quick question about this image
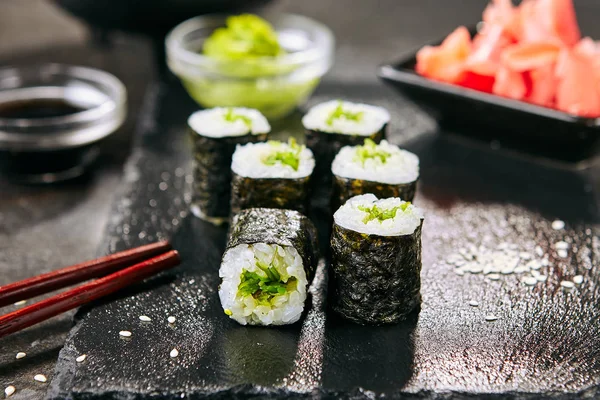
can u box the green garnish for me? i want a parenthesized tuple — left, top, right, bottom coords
(203, 14, 285, 59)
(262, 138, 304, 171)
(237, 253, 296, 307)
(353, 139, 390, 166)
(326, 101, 364, 126)
(224, 309, 233, 316)
(357, 202, 411, 224)
(223, 108, 253, 128)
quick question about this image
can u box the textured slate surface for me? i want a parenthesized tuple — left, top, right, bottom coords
(48, 74, 600, 398)
(48, 1, 600, 398)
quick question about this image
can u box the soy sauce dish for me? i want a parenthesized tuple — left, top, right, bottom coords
(0, 64, 126, 183)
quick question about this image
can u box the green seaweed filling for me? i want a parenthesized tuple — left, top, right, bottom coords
(353, 138, 390, 166)
(358, 202, 411, 224)
(262, 138, 304, 171)
(326, 101, 364, 126)
(223, 108, 253, 128)
(237, 256, 297, 306)
(203, 14, 285, 59)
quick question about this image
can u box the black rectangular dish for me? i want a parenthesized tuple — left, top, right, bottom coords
(377, 40, 600, 164)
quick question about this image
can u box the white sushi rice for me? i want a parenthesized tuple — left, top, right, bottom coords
(334, 194, 424, 236)
(188, 107, 271, 138)
(219, 243, 308, 326)
(231, 141, 315, 179)
(302, 100, 390, 136)
(331, 140, 419, 184)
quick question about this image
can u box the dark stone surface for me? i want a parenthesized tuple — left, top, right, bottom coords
(49, 14, 600, 397)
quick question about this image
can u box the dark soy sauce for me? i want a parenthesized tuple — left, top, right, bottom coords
(0, 99, 86, 119)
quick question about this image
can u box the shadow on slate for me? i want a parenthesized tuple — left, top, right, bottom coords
(48, 76, 600, 399)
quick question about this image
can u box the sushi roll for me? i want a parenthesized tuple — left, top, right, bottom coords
(330, 194, 424, 325)
(230, 138, 315, 216)
(302, 100, 390, 182)
(219, 208, 319, 326)
(331, 139, 419, 210)
(188, 107, 270, 225)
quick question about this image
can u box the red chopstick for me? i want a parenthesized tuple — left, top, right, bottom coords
(0, 241, 172, 308)
(0, 250, 180, 339)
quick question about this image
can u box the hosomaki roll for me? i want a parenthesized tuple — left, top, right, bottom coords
(188, 107, 269, 225)
(219, 208, 319, 326)
(330, 194, 424, 325)
(302, 100, 389, 183)
(331, 139, 419, 210)
(230, 138, 315, 216)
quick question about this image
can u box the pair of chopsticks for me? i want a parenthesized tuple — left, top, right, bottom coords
(0, 241, 180, 339)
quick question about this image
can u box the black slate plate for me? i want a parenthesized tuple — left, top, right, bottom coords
(49, 79, 600, 399)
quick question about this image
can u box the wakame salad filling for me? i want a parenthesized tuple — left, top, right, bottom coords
(331, 139, 420, 185)
(231, 138, 315, 179)
(220, 243, 308, 325)
(334, 194, 424, 236)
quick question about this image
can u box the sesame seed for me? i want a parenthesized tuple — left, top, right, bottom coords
(4, 386, 15, 397)
(170, 348, 179, 358)
(488, 273, 501, 281)
(167, 316, 176, 324)
(76, 355, 87, 363)
(34, 374, 47, 383)
(560, 281, 575, 289)
(522, 277, 538, 286)
(139, 316, 152, 322)
(15, 352, 26, 360)
(514, 266, 528, 274)
(535, 246, 544, 257)
(573, 275, 584, 285)
(501, 266, 515, 275)
(552, 220, 565, 230)
(468, 300, 479, 307)
(541, 258, 550, 267)
(469, 265, 483, 274)
(555, 241, 569, 250)
(485, 314, 498, 321)
(536, 275, 547, 282)
(557, 249, 568, 258)
(119, 330, 132, 338)
(13, 300, 26, 306)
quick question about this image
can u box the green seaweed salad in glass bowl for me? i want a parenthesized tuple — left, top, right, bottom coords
(166, 13, 335, 119)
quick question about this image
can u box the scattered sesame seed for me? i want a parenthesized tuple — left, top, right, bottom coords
(514, 266, 528, 274)
(454, 269, 465, 276)
(468, 300, 479, 307)
(531, 270, 540, 277)
(535, 246, 544, 257)
(501, 266, 515, 275)
(139, 316, 152, 322)
(4, 386, 15, 397)
(552, 220, 565, 230)
(485, 314, 498, 321)
(167, 316, 176, 324)
(573, 275, 584, 285)
(15, 352, 26, 360)
(76, 355, 87, 363)
(560, 281, 575, 289)
(536, 275, 547, 282)
(555, 241, 569, 250)
(119, 330, 132, 338)
(519, 252, 531, 260)
(557, 249, 568, 258)
(34, 374, 47, 383)
(469, 265, 483, 274)
(13, 300, 26, 306)
(541, 258, 550, 267)
(170, 348, 179, 358)
(522, 276, 538, 286)
(488, 273, 501, 281)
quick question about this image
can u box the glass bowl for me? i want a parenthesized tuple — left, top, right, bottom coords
(0, 64, 126, 183)
(165, 13, 334, 119)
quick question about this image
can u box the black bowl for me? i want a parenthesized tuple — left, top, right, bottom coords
(377, 40, 600, 164)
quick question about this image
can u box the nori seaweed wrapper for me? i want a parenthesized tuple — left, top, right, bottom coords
(230, 172, 312, 216)
(329, 221, 423, 325)
(332, 175, 417, 212)
(228, 208, 320, 283)
(305, 125, 386, 185)
(189, 129, 267, 223)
